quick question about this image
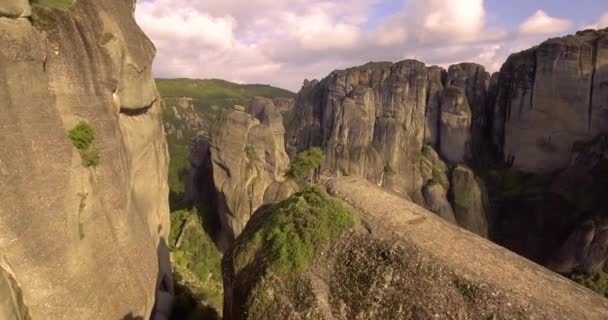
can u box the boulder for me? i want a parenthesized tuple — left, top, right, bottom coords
(450, 166, 489, 237)
(422, 182, 456, 224)
(0, 0, 30, 18)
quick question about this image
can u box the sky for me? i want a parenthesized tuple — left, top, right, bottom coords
(135, 0, 608, 91)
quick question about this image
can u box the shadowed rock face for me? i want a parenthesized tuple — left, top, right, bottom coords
(494, 28, 608, 173)
(0, 1, 170, 319)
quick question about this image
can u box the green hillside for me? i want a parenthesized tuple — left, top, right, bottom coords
(158, 78, 295, 202)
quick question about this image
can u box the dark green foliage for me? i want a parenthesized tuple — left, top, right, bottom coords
(31, 0, 73, 9)
(170, 208, 223, 313)
(68, 122, 95, 151)
(67, 122, 100, 167)
(572, 272, 608, 297)
(286, 147, 324, 180)
(81, 148, 101, 167)
(236, 187, 355, 274)
(100, 32, 115, 45)
(245, 145, 257, 161)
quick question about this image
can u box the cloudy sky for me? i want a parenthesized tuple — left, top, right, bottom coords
(135, 0, 608, 91)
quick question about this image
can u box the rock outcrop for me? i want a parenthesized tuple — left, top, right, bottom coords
(493, 28, 608, 173)
(0, 1, 171, 319)
(447, 63, 492, 154)
(287, 61, 437, 202)
(189, 99, 296, 244)
(287, 61, 488, 234)
(439, 86, 472, 163)
(450, 166, 489, 238)
(223, 177, 608, 320)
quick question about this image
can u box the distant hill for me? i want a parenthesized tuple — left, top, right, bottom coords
(157, 78, 295, 108)
(157, 78, 295, 197)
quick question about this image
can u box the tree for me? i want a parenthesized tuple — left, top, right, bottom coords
(286, 147, 324, 182)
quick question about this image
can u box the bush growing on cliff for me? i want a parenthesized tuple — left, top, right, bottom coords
(170, 208, 223, 314)
(68, 121, 100, 167)
(235, 187, 355, 274)
(286, 147, 324, 181)
(572, 272, 608, 298)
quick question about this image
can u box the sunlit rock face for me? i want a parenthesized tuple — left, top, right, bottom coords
(0, 1, 171, 319)
(493, 28, 608, 173)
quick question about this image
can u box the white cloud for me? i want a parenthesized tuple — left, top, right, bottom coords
(583, 12, 608, 30)
(415, 0, 486, 41)
(518, 10, 572, 35)
(134, 0, 579, 91)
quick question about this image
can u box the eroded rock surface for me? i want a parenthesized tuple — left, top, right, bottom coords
(191, 100, 295, 243)
(287, 61, 435, 202)
(450, 166, 489, 238)
(439, 86, 472, 163)
(493, 28, 608, 173)
(0, 1, 171, 319)
(222, 177, 608, 320)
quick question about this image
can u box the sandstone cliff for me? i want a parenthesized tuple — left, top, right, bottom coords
(188, 99, 297, 246)
(286, 61, 488, 236)
(222, 177, 608, 320)
(0, 1, 171, 319)
(493, 28, 608, 173)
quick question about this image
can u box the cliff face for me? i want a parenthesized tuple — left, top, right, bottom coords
(287, 61, 488, 236)
(287, 61, 433, 202)
(0, 1, 171, 319)
(222, 177, 608, 320)
(493, 29, 608, 173)
(188, 99, 297, 245)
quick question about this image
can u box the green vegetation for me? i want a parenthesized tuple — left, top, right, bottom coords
(158, 79, 294, 201)
(245, 145, 257, 161)
(31, 0, 73, 9)
(170, 208, 223, 317)
(286, 147, 324, 181)
(157, 79, 295, 109)
(235, 187, 355, 274)
(419, 145, 450, 189)
(100, 32, 115, 45)
(68, 122, 100, 167)
(572, 272, 608, 298)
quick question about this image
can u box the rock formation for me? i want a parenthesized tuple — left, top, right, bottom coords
(222, 177, 608, 320)
(287, 61, 435, 202)
(493, 28, 608, 173)
(439, 86, 472, 163)
(450, 166, 489, 238)
(287, 61, 488, 235)
(0, 1, 171, 319)
(188, 99, 297, 244)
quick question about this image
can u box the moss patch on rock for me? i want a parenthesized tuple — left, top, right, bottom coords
(234, 187, 355, 275)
